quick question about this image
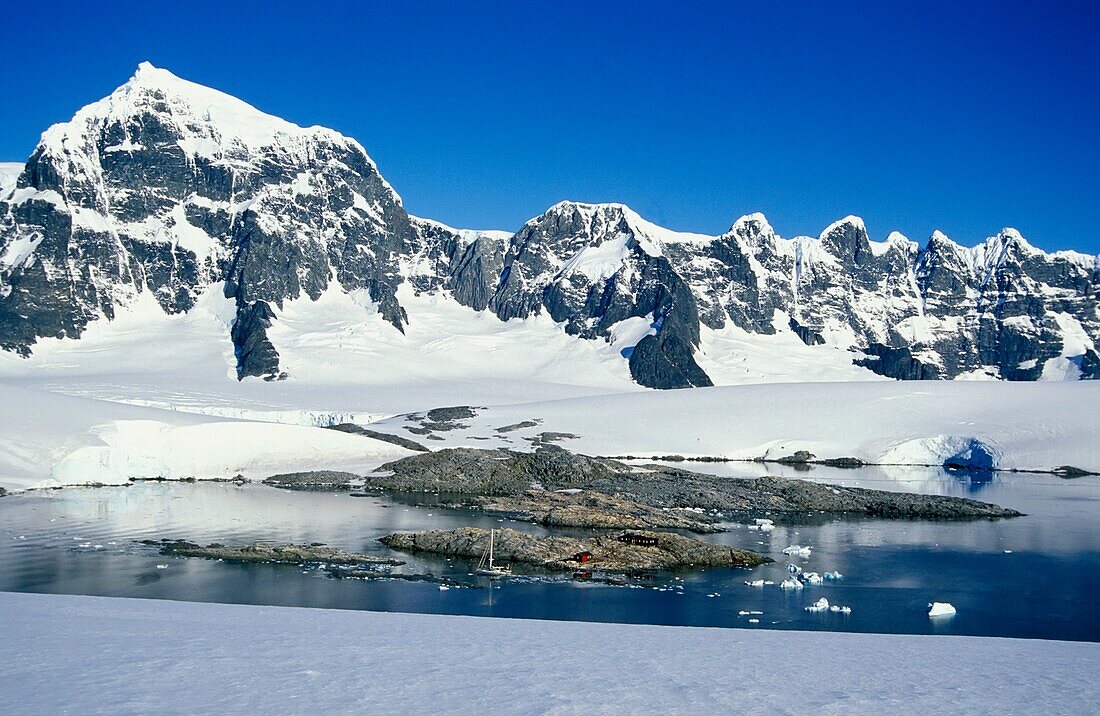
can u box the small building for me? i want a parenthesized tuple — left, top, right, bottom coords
(617, 533, 659, 547)
(573, 551, 594, 563)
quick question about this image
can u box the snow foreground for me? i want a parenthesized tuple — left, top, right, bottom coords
(1, 592, 1096, 715)
(0, 383, 413, 493)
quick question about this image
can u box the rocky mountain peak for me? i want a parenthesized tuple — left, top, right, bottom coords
(2, 65, 1098, 386)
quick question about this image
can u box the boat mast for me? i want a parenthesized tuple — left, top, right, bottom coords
(489, 529, 495, 569)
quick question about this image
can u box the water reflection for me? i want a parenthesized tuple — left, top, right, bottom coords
(1, 466, 1099, 642)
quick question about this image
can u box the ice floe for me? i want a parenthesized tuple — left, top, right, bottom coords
(744, 579, 773, 587)
(928, 602, 956, 618)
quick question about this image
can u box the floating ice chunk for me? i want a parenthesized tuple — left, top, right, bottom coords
(746, 525, 760, 531)
(782, 545, 812, 558)
(738, 610, 764, 616)
(754, 518, 773, 526)
(928, 602, 956, 618)
(803, 572, 823, 585)
(830, 605, 852, 614)
(805, 598, 829, 612)
(823, 571, 843, 580)
(786, 563, 801, 574)
(748, 618, 760, 623)
(156, 564, 168, 569)
(744, 579, 765, 587)
(759, 523, 775, 532)
(1004, 550, 1013, 554)
(780, 578, 804, 590)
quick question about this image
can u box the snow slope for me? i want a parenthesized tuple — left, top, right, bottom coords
(2, 286, 1097, 481)
(0, 162, 21, 195)
(3, 288, 1097, 479)
(0, 383, 413, 493)
(366, 380, 1100, 472)
(0, 283, 644, 419)
(1, 592, 1096, 715)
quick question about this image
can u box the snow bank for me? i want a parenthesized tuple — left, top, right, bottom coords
(2, 592, 1095, 715)
(0, 162, 22, 197)
(0, 383, 413, 492)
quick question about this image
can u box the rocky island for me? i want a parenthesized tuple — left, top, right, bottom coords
(380, 527, 771, 572)
(156, 540, 405, 567)
(362, 446, 1023, 520)
(470, 489, 724, 533)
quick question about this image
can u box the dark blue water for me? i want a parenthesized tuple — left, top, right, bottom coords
(2, 464, 1098, 641)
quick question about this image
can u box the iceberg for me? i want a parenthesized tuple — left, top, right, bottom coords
(780, 578, 804, 590)
(823, 571, 843, 580)
(806, 598, 830, 612)
(782, 545, 812, 559)
(830, 605, 852, 614)
(928, 602, 957, 618)
(803, 572, 824, 585)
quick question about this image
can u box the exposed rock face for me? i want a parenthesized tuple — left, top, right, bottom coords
(261, 470, 360, 490)
(0, 63, 412, 376)
(368, 446, 1023, 519)
(230, 300, 282, 380)
(472, 489, 724, 533)
(157, 540, 404, 566)
(379, 527, 770, 572)
(2, 64, 1097, 386)
(368, 446, 624, 495)
(324, 424, 430, 452)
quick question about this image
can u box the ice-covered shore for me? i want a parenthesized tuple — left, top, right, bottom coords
(3, 377, 1099, 493)
(0, 383, 413, 493)
(1, 591, 1096, 715)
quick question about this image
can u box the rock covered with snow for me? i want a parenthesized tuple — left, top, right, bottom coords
(0, 63, 412, 379)
(2, 64, 1098, 387)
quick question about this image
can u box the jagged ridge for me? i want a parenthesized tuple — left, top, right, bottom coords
(2, 64, 1098, 387)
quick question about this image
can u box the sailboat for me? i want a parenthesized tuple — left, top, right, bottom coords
(476, 529, 512, 577)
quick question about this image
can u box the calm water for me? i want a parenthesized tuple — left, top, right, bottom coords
(2, 464, 1099, 641)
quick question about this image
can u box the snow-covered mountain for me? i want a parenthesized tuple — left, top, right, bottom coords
(2, 64, 1098, 388)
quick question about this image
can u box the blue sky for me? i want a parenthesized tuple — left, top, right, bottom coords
(3, 1, 1099, 252)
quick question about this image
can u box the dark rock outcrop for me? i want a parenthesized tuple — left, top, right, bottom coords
(230, 301, 283, 380)
(380, 527, 770, 572)
(261, 471, 360, 490)
(157, 540, 404, 566)
(471, 489, 724, 533)
(324, 424, 430, 452)
(368, 446, 1023, 519)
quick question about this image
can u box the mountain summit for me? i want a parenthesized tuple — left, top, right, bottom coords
(2, 65, 1098, 387)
